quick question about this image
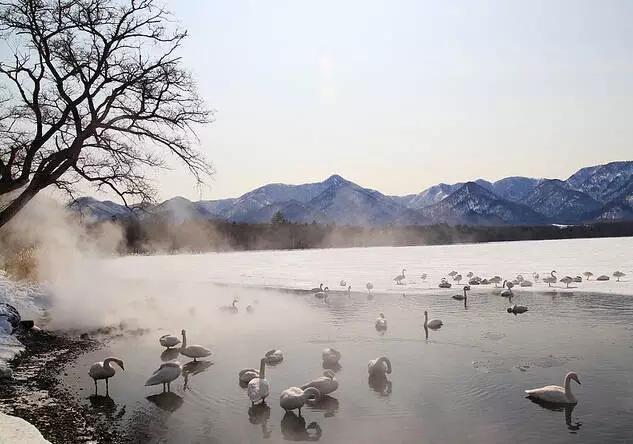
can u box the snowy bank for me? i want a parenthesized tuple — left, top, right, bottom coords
(0, 413, 50, 444)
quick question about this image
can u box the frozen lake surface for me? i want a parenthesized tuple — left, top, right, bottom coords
(57, 237, 633, 443)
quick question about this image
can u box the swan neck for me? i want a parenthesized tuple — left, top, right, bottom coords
(181, 331, 187, 348)
(378, 356, 392, 374)
(564, 374, 573, 397)
(259, 358, 266, 378)
(103, 358, 113, 368)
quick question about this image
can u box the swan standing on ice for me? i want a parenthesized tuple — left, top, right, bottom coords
(248, 358, 270, 405)
(366, 282, 374, 294)
(452, 285, 470, 301)
(89, 357, 125, 395)
(368, 356, 392, 377)
(322, 348, 341, 367)
(613, 271, 626, 282)
(347, 285, 352, 298)
(424, 311, 443, 329)
(453, 274, 462, 284)
(525, 372, 581, 404)
(543, 271, 557, 287)
(375, 313, 387, 330)
(489, 276, 502, 287)
(145, 361, 182, 392)
(159, 334, 181, 349)
(264, 349, 284, 364)
(560, 276, 573, 288)
(394, 269, 406, 285)
(280, 387, 321, 412)
(301, 370, 338, 395)
(179, 330, 212, 362)
(582, 272, 593, 280)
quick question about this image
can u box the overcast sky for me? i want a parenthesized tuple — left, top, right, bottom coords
(152, 0, 633, 201)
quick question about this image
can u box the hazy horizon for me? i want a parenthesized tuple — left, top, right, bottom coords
(104, 0, 633, 202)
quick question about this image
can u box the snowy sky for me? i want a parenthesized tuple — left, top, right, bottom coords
(153, 0, 633, 200)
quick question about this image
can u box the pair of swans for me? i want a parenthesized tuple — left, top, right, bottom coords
(160, 330, 212, 361)
(281, 369, 341, 413)
(314, 287, 329, 299)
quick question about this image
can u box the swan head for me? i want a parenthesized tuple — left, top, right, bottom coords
(506, 307, 513, 313)
(106, 357, 125, 370)
(567, 372, 581, 385)
(378, 312, 385, 319)
(464, 285, 471, 291)
(181, 329, 186, 336)
(424, 310, 428, 318)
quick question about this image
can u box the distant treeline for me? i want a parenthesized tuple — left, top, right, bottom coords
(110, 217, 633, 254)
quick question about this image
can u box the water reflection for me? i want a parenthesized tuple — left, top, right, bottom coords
(529, 398, 582, 432)
(183, 360, 213, 390)
(248, 403, 272, 438)
(307, 395, 339, 418)
(146, 392, 184, 413)
(160, 348, 180, 362)
(88, 394, 126, 419)
(368, 374, 392, 396)
(281, 411, 322, 441)
(423, 325, 429, 340)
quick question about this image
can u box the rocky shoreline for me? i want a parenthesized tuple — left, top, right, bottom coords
(0, 329, 126, 443)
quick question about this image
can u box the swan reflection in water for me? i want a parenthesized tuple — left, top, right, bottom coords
(248, 403, 272, 439)
(182, 360, 213, 391)
(160, 347, 180, 362)
(529, 398, 582, 432)
(88, 394, 126, 419)
(281, 411, 322, 441)
(307, 395, 339, 418)
(368, 374, 392, 396)
(146, 392, 184, 413)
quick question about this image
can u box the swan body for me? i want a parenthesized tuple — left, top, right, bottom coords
(220, 298, 239, 313)
(310, 283, 324, 292)
(438, 279, 452, 289)
(248, 358, 270, 405)
(507, 304, 528, 314)
(466, 272, 474, 278)
(420, 273, 427, 281)
(424, 311, 443, 329)
(490, 276, 502, 287)
(264, 349, 284, 364)
(339, 280, 347, 287)
(180, 329, 212, 361)
(543, 270, 558, 287)
(394, 269, 406, 284)
(89, 357, 124, 393)
(469, 276, 482, 285)
(368, 356, 392, 377)
(145, 361, 182, 392)
(613, 271, 626, 281)
(520, 280, 533, 287)
(159, 334, 181, 349)
(239, 368, 260, 383)
(560, 276, 573, 288)
(525, 372, 581, 404)
(582, 272, 593, 280)
(596, 275, 610, 281)
(366, 282, 374, 293)
(572, 276, 582, 283)
(375, 313, 387, 330)
(500, 280, 513, 297)
(452, 285, 470, 301)
(301, 370, 338, 395)
(280, 386, 321, 411)
(322, 348, 341, 366)
(448, 270, 457, 277)
(453, 274, 462, 283)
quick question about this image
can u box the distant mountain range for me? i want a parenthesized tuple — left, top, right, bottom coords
(70, 160, 633, 227)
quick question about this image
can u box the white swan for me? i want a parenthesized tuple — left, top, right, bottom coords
(453, 274, 462, 284)
(375, 313, 387, 329)
(393, 269, 406, 285)
(280, 386, 321, 412)
(500, 280, 513, 297)
(88, 357, 124, 394)
(525, 372, 581, 404)
(613, 271, 626, 282)
(239, 367, 260, 383)
(314, 287, 329, 299)
(438, 278, 452, 289)
(322, 348, 341, 366)
(248, 358, 270, 405)
(220, 298, 239, 313)
(490, 276, 502, 287)
(339, 280, 347, 287)
(582, 272, 593, 280)
(507, 304, 528, 314)
(264, 349, 284, 364)
(179, 329, 212, 362)
(543, 270, 557, 287)
(448, 270, 458, 278)
(159, 334, 181, 349)
(366, 282, 374, 294)
(368, 356, 392, 377)
(310, 283, 324, 292)
(424, 311, 443, 329)
(452, 285, 470, 301)
(560, 276, 573, 288)
(145, 361, 182, 392)
(420, 273, 427, 281)
(301, 370, 338, 395)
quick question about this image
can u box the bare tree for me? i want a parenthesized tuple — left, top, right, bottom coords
(0, 0, 212, 228)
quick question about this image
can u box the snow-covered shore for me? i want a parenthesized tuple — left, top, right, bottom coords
(0, 412, 50, 444)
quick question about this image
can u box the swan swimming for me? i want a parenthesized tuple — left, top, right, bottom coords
(145, 361, 182, 392)
(525, 372, 581, 404)
(507, 304, 528, 314)
(301, 370, 338, 395)
(424, 311, 443, 329)
(438, 278, 452, 289)
(280, 386, 321, 412)
(179, 329, 212, 362)
(310, 283, 324, 292)
(159, 334, 181, 349)
(314, 287, 329, 299)
(375, 313, 387, 330)
(322, 348, 341, 366)
(88, 357, 125, 394)
(264, 349, 284, 364)
(368, 356, 392, 377)
(452, 285, 470, 301)
(248, 358, 270, 405)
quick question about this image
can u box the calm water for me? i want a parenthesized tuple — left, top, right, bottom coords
(64, 285, 633, 443)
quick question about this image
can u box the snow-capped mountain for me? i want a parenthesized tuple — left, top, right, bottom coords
(524, 179, 602, 222)
(418, 182, 545, 225)
(69, 160, 633, 226)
